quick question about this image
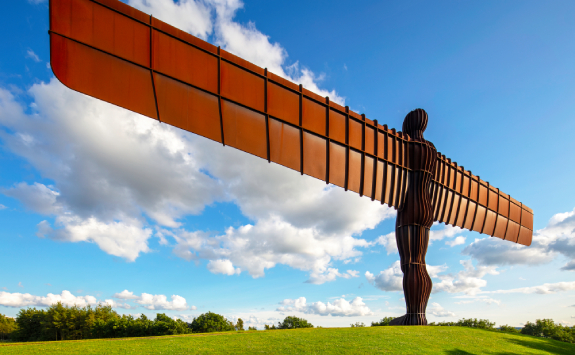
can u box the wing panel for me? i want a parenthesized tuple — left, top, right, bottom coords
(50, 34, 157, 119)
(302, 98, 326, 136)
(269, 118, 300, 171)
(505, 221, 520, 243)
(349, 119, 363, 151)
(153, 30, 218, 94)
(363, 155, 374, 198)
(303, 132, 327, 181)
(154, 73, 221, 142)
(220, 61, 265, 112)
(329, 142, 346, 188)
(268, 83, 299, 126)
(348, 149, 362, 194)
(493, 215, 508, 240)
(329, 110, 346, 143)
(374, 160, 384, 202)
(221, 100, 267, 159)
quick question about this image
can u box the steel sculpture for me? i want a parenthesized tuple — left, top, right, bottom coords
(48, 0, 534, 325)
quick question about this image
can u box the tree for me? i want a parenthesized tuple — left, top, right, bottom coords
(499, 325, 519, 333)
(350, 322, 365, 327)
(0, 314, 17, 341)
(277, 316, 313, 329)
(190, 312, 234, 333)
(236, 318, 244, 331)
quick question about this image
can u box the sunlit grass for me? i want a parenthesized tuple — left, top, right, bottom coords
(2, 326, 574, 354)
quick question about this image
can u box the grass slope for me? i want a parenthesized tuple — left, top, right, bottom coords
(1, 327, 574, 354)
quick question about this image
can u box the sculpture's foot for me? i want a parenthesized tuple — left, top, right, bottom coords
(389, 314, 427, 326)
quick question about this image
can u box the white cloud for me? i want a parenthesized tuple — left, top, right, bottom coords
(113, 290, 140, 300)
(430, 224, 462, 243)
(26, 49, 41, 62)
(481, 281, 575, 295)
(277, 296, 373, 317)
(365, 261, 403, 292)
(433, 260, 499, 295)
(104, 299, 136, 309)
(375, 232, 397, 255)
(428, 302, 455, 317)
(113, 290, 192, 311)
(207, 259, 241, 275)
(137, 293, 189, 311)
(0, 204, 6, 210)
(0, 290, 97, 308)
(3, 182, 60, 215)
(128, 0, 213, 40)
(17, 282, 23, 288)
(454, 296, 501, 306)
(464, 208, 575, 270)
(446, 236, 466, 247)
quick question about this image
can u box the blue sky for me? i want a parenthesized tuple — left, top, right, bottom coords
(0, 0, 574, 328)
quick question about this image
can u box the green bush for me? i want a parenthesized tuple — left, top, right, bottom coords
(521, 319, 575, 344)
(277, 316, 313, 329)
(499, 325, 519, 333)
(430, 318, 495, 329)
(371, 317, 394, 326)
(190, 312, 235, 333)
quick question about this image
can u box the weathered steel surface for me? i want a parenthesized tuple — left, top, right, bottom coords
(49, 0, 535, 325)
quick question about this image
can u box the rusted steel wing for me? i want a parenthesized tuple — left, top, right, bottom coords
(430, 156, 533, 246)
(49, 0, 533, 246)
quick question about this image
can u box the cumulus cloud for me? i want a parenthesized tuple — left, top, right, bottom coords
(464, 208, 575, 270)
(433, 260, 499, 295)
(481, 281, 575, 295)
(430, 224, 462, 243)
(446, 236, 466, 247)
(365, 261, 403, 292)
(374, 232, 397, 255)
(428, 302, 455, 317)
(0, 290, 97, 308)
(112, 290, 192, 311)
(207, 259, 241, 275)
(277, 296, 373, 317)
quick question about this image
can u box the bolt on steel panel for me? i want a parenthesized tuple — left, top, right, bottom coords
(51, 34, 157, 120)
(302, 132, 327, 181)
(455, 197, 469, 227)
(521, 209, 533, 229)
(483, 210, 497, 236)
(374, 160, 384, 202)
(363, 155, 375, 198)
(493, 215, 508, 239)
(52, 0, 150, 67)
(504, 221, 520, 243)
(153, 73, 221, 142)
(448, 193, 460, 226)
(498, 196, 509, 218)
(267, 83, 299, 126)
(152, 30, 218, 94)
(220, 61, 265, 112)
(349, 119, 363, 151)
(269, 118, 300, 172)
(302, 98, 326, 135)
(472, 205, 487, 233)
(365, 126, 375, 155)
(328, 110, 346, 143)
(328, 142, 346, 188)
(348, 149, 362, 194)
(509, 202, 522, 224)
(517, 226, 532, 246)
(221, 100, 267, 159)
(464, 201, 477, 230)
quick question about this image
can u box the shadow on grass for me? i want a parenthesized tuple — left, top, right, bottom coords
(443, 334, 575, 355)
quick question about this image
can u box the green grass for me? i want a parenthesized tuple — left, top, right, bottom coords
(1, 327, 574, 354)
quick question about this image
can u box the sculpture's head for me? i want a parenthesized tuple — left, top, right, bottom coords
(402, 108, 428, 140)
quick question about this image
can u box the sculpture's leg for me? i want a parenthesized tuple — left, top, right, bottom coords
(390, 225, 432, 326)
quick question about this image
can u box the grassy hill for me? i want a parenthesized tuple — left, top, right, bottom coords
(1, 326, 574, 354)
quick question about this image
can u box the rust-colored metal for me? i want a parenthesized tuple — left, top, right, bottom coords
(49, 0, 535, 325)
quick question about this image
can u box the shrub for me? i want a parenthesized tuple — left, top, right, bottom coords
(277, 316, 313, 329)
(350, 322, 365, 327)
(371, 317, 394, 326)
(521, 319, 575, 343)
(499, 325, 519, 333)
(190, 312, 235, 333)
(430, 318, 494, 330)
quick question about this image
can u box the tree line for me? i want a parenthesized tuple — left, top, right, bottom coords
(0, 303, 313, 342)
